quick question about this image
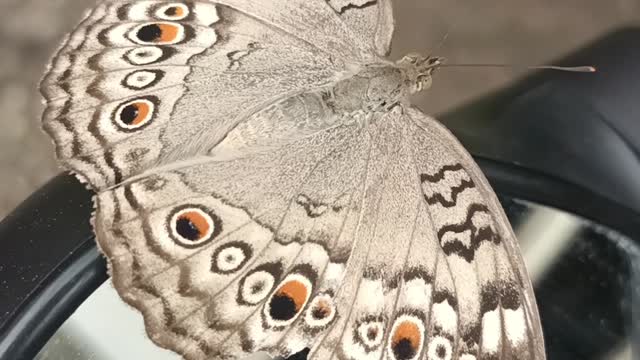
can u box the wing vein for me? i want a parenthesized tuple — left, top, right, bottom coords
(309, 123, 379, 358)
(323, 123, 405, 360)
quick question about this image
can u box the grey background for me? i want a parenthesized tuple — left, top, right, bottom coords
(0, 0, 639, 217)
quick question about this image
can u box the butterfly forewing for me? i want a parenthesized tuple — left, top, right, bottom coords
(325, 0, 395, 57)
(309, 108, 545, 360)
(40, 0, 545, 359)
(41, 0, 353, 189)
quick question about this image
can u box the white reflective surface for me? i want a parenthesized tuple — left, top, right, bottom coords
(34, 280, 270, 360)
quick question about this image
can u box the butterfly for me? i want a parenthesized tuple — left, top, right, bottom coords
(40, 0, 546, 359)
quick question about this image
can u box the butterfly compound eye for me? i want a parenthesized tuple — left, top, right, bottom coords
(168, 206, 222, 248)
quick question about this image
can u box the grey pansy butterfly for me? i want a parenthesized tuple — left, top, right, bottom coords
(40, 0, 545, 359)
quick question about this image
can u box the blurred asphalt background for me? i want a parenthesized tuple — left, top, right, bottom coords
(0, 0, 639, 217)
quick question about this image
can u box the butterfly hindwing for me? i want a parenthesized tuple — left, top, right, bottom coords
(95, 105, 546, 360)
(404, 107, 544, 360)
(94, 107, 377, 359)
(307, 107, 544, 360)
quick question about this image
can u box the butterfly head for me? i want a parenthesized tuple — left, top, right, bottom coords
(397, 54, 445, 94)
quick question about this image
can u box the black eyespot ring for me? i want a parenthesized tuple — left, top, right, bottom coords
(211, 241, 253, 274)
(112, 96, 159, 132)
(121, 69, 165, 90)
(167, 204, 222, 248)
(154, 3, 191, 20)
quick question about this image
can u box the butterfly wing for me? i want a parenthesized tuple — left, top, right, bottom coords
(406, 106, 545, 360)
(93, 108, 393, 359)
(95, 102, 545, 360)
(407, 106, 545, 360)
(311, 107, 546, 360)
(41, 1, 545, 359)
(325, 0, 395, 57)
(41, 0, 375, 190)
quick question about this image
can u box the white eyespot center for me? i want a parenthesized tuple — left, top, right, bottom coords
(215, 246, 246, 272)
(126, 46, 164, 65)
(124, 70, 160, 89)
(357, 320, 385, 349)
(241, 271, 275, 305)
(427, 336, 452, 360)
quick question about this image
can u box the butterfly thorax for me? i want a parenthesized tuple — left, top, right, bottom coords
(325, 55, 442, 118)
(324, 65, 407, 115)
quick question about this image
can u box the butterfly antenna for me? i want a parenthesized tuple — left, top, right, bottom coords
(439, 63, 596, 73)
(433, 29, 451, 54)
(432, 21, 460, 55)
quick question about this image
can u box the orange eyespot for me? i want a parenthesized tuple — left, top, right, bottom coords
(169, 206, 221, 248)
(391, 320, 422, 359)
(125, 102, 149, 125)
(115, 98, 155, 130)
(272, 280, 307, 317)
(279, 280, 308, 310)
(177, 210, 210, 241)
(157, 3, 189, 20)
(158, 23, 179, 42)
(311, 298, 331, 319)
(268, 275, 312, 323)
(304, 293, 336, 328)
(165, 6, 184, 17)
(135, 23, 182, 44)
